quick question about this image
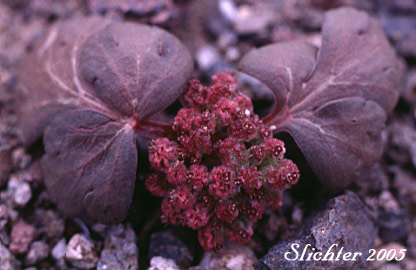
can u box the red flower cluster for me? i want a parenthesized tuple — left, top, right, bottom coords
(146, 72, 300, 251)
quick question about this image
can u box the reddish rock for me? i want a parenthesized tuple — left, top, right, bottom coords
(9, 219, 36, 255)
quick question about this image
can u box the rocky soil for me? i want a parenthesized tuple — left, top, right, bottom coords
(0, 0, 415, 269)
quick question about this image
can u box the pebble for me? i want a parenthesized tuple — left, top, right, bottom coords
(355, 163, 389, 194)
(41, 209, 65, 240)
(51, 238, 67, 260)
(387, 119, 416, 166)
(291, 204, 303, 225)
(408, 229, 416, 258)
(0, 203, 9, 230)
(24, 240, 49, 265)
(218, 0, 238, 22)
(368, 242, 406, 269)
(196, 45, 221, 71)
(378, 191, 409, 242)
(225, 47, 240, 62)
(384, 263, 401, 270)
(11, 147, 31, 170)
(391, 166, 416, 211)
(65, 234, 98, 269)
(9, 219, 37, 255)
(7, 176, 32, 207)
(97, 224, 139, 270)
(148, 256, 180, 270)
(0, 242, 21, 270)
(234, 5, 274, 35)
(149, 229, 194, 267)
(199, 242, 257, 270)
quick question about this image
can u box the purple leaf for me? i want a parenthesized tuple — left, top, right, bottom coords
(238, 8, 405, 190)
(42, 109, 137, 224)
(14, 17, 193, 223)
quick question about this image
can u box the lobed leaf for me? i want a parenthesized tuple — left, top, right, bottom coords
(42, 109, 137, 224)
(238, 8, 405, 190)
(15, 17, 193, 223)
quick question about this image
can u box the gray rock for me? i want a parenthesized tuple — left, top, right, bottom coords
(391, 166, 416, 214)
(199, 242, 256, 270)
(24, 240, 49, 265)
(408, 230, 416, 258)
(11, 147, 31, 170)
(387, 118, 416, 166)
(195, 45, 221, 71)
(149, 228, 194, 267)
(65, 234, 98, 269)
(255, 191, 377, 270)
(41, 209, 65, 240)
(97, 224, 138, 270)
(148, 256, 180, 270)
(218, 0, 238, 22)
(378, 209, 409, 242)
(377, 191, 409, 242)
(234, 5, 274, 35)
(7, 176, 32, 207)
(0, 242, 21, 270)
(52, 238, 67, 260)
(355, 163, 389, 194)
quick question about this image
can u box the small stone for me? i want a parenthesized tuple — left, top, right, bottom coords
(7, 176, 32, 207)
(11, 147, 31, 170)
(225, 47, 240, 62)
(24, 240, 49, 265)
(369, 243, 406, 269)
(149, 229, 193, 267)
(0, 204, 9, 230)
(218, 0, 238, 22)
(255, 191, 377, 270)
(148, 256, 180, 270)
(196, 45, 221, 71)
(408, 228, 416, 258)
(25, 160, 44, 188)
(97, 224, 139, 270)
(355, 163, 389, 194)
(199, 242, 256, 270)
(391, 166, 416, 211)
(42, 209, 65, 240)
(400, 258, 416, 270)
(234, 5, 274, 35)
(0, 242, 21, 270)
(378, 191, 400, 212)
(387, 118, 416, 166)
(10, 220, 37, 255)
(52, 238, 67, 260)
(291, 204, 303, 225)
(384, 263, 401, 270)
(65, 234, 98, 269)
(378, 191, 409, 242)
